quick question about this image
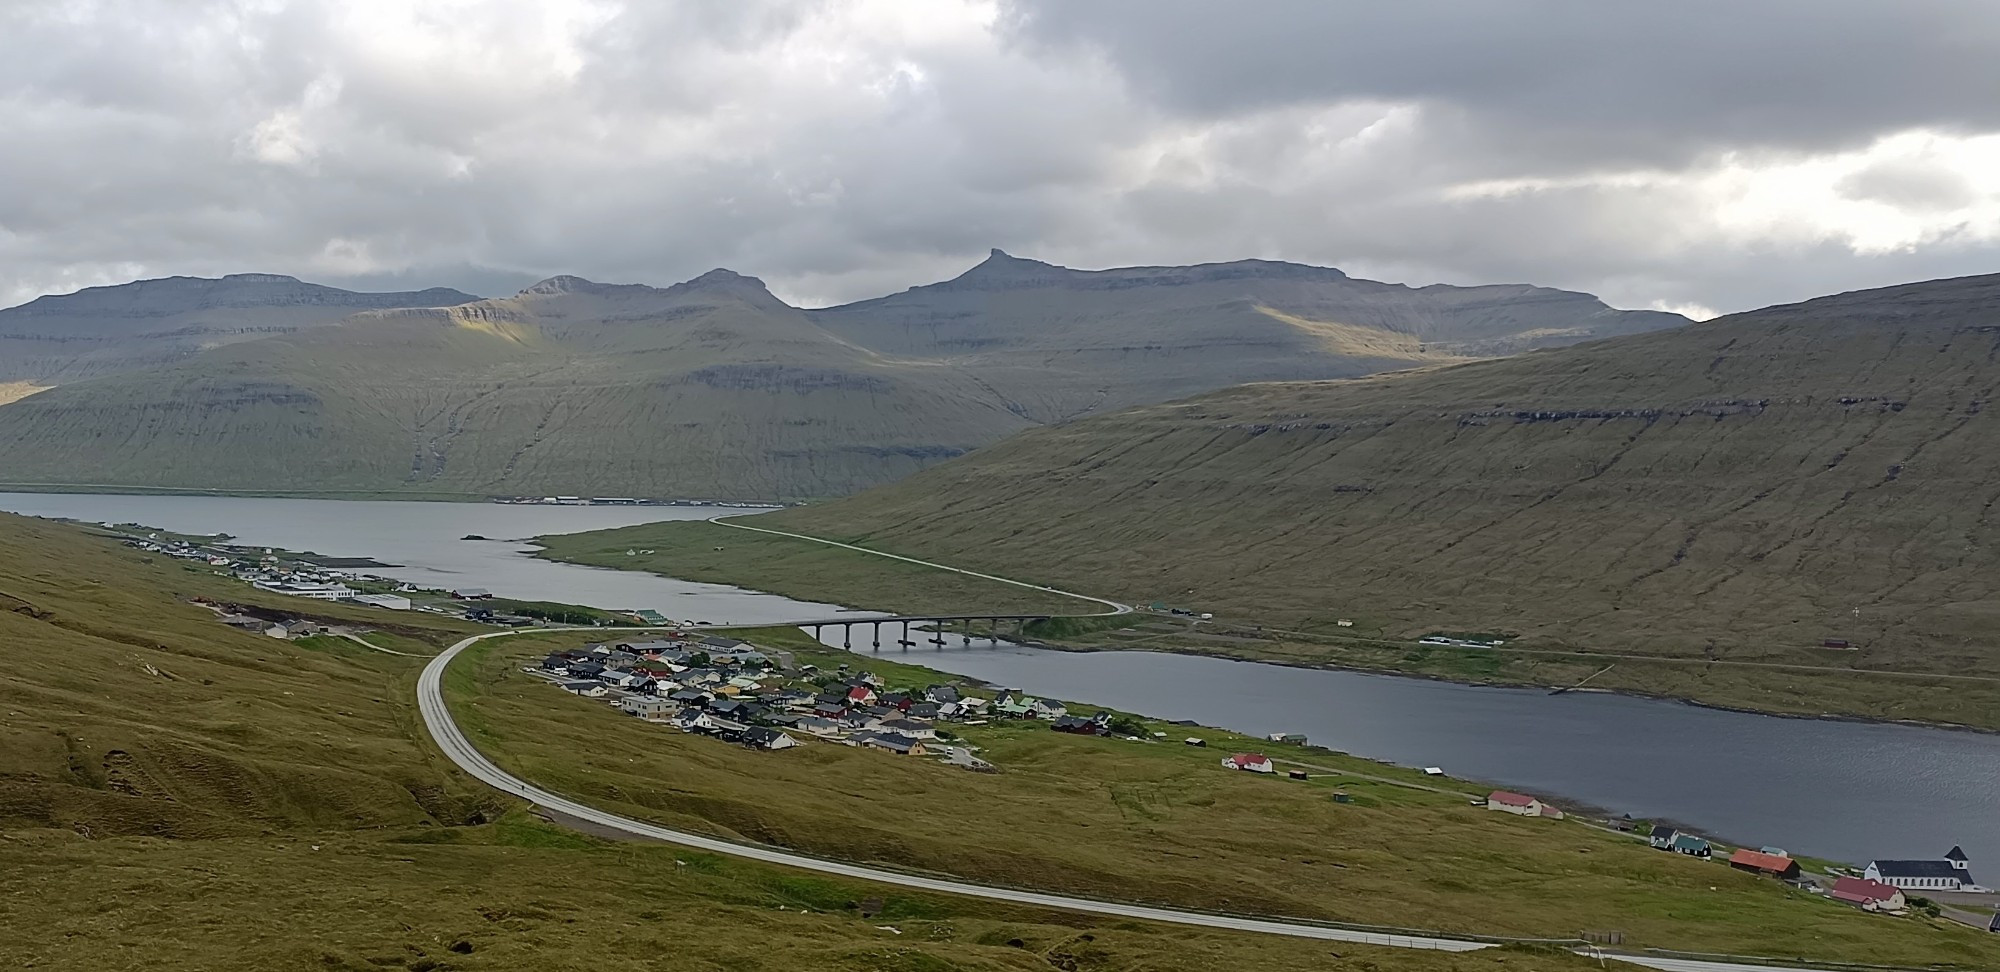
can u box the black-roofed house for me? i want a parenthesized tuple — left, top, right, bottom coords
(742, 726, 798, 750)
(854, 731, 926, 756)
(1052, 715, 1107, 736)
(878, 718, 935, 739)
(1866, 847, 1975, 891)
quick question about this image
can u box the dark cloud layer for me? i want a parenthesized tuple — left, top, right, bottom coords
(2, 0, 1996, 318)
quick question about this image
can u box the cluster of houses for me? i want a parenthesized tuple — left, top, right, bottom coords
(1825, 848, 1981, 916)
(1642, 825, 1990, 920)
(127, 533, 420, 611)
(537, 636, 1091, 765)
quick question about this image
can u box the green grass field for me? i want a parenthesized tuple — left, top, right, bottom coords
(0, 510, 1593, 971)
(442, 626, 1999, 968)
(537, 520, 2000, 730)
(535, 519, 1089, 617)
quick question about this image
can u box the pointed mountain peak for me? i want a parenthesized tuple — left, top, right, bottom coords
(932, 249, 1070, 292)
(976, 248, 1055, 271)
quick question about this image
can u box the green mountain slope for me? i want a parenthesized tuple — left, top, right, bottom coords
(0, 255, 1685, 499)
(761, 271, 2000, 678)
(0, 271, 1032, 499)
(6, 519, 1536, 972)
(809, 250, 1686, 422)
(0, 272, 477, 385)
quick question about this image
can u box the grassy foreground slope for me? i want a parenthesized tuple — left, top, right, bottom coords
(0, 513, 1541, 971)
(449, 628, 1997, 967)
(546, 272, 2000, 724)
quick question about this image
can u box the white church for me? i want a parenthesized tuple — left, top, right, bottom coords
(1864, 846, 1976, 891)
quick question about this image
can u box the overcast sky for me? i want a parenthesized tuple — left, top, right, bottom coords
(5, 0, 1999, 318)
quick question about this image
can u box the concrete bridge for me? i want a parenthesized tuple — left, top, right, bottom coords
(792, 615, 1054, 650)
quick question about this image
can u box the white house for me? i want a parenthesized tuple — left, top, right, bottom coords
(1865, 847, 1975, 891)
(620, 696, 677, 721)
(743, 727, 798, 750)
(1221, 753, 1275, 773)
(1485, 790, 1562, 818)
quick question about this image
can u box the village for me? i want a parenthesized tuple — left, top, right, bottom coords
(1473, 790, 1993, 929)
(528, 631, 1130, 771)
(533, 631, 1998, 932)
(121, 526, 2000, 935)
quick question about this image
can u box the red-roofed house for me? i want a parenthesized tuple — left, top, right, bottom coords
(1830, 876, 1906, 911)
(1221, 753, 1275, 773)
(1727, 848, 1802, 881)
(1485, 790, 1562, 818)
(845, 685, 876, 705)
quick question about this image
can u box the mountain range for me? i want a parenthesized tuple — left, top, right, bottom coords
(0, 253, 1683, 499)
(757, 272, 2000, 674)
(0, 273, 477, 390)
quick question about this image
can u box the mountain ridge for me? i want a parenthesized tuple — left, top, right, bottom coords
(757, 269, 2000, 682)
(0, 273, 481, 383)
(0, 254, 1689, 498)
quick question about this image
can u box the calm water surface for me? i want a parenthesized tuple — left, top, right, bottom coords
(855, 638, 2000, 869)
(0, 492, 863, 626)
(4, 492, 1994, 868)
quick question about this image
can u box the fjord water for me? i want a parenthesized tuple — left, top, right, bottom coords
(0, 492, 860, 626)
(864, 638, 2000, 869)
(6, 492, 1995, 869)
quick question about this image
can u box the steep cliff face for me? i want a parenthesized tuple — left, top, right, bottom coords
(0, 274, 479, 383)
(0, 254, 1688, 498)
(769, 272, 2000, 668)
(809, 250, 1685, 422)
(0, 273, 1028, 500)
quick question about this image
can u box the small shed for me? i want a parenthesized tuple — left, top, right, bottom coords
(1183, 737, 1206, 747)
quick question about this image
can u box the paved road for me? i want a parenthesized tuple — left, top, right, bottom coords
(709, 514, 1133, 617)
(417, 627, 1846, 971)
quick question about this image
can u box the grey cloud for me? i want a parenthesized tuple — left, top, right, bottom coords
(0, 1, 1995, 318)
(1002, 1, 2000, 169)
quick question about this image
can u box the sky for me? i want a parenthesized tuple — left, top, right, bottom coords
(5, 0, 1999, 319)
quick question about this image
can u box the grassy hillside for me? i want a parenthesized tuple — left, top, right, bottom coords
(811, 250, 1686, 425)
(0, 272, 476, 384)
(444, 628, 1998, 967)
(1, 512, 1560, 971)
(548, 272, 2000, 723)
(0, 256, 1686, 500)
(0, 272, 1031, 501)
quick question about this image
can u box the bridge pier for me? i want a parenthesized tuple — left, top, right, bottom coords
(842, 622, 852, 650)
(872, 620, 881, 649)
(900, 619, 912, 649)
(811, 624, 822, 645)
(930, 619, 948, 646)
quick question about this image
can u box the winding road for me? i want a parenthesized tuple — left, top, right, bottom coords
(708, 513, 1134, 617)
(417, 626, 1844, 971)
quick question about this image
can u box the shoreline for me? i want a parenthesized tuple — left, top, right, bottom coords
(0, 482, 791, 508)
(1008, 636, 2000, 738)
